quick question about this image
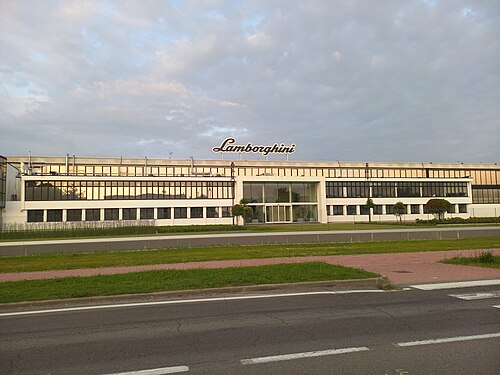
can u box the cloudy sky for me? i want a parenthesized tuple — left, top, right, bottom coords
(0, 0, 499, 163)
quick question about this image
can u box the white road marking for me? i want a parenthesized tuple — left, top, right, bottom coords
(493, 305, 500, 309)
(448, 290, 500, 300)
(411, 279, 500, 290)
(240, 347, 369, 365)
(396, 332, 500, 347)
(101, 366, 189, 374)
(0, 290, 384, 317)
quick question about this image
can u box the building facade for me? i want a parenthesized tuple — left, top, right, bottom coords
(0, 155, 499, 227)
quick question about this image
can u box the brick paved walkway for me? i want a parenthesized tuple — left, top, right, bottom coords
(1, 249, 499, 286)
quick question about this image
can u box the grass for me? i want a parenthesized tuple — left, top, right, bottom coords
(0, 262, 379, 303)
(1, 237, 499, 274)
(2, 220, 498, 242)
(441, 251, 500, 269)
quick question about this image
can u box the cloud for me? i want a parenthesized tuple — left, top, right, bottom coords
(0, 0, 499, 163)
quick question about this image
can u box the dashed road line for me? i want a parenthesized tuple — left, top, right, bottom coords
(411, 279, 500, 290)
(396, 332, 500, 347)
(101, 366, 189, 374)
(448, 290, 500, 300)
(240, 347, 370, 365)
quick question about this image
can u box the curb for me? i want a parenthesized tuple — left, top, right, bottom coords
(0, 276, 389, 311)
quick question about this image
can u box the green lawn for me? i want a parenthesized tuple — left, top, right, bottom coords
(441, 252, 500, 269)
(1, 237, 499, 273)
(0, 262, 379, 303)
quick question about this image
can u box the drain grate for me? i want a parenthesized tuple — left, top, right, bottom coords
(393, 270, 413, 273)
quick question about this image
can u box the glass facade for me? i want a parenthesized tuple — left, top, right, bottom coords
(25, 180, 234, 201)
(472, 185, 500, 203)
(326, 181, 468, 199)
(243, 182, 318, 223)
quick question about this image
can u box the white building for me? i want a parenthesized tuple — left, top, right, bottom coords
(0, 154, 499, 227)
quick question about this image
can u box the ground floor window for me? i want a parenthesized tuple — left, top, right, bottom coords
(140, 208, 154, 220)
(67, 209, 82, 222)
(347, 205, 356, 215)
(459, 204, 468, 213)
(105, 208, 119, 221)
(373, 205, 383, 215)
(222, 207, 232, 217)
(27, 210, 43, 222)
(359, 205, 369, 215)
(122, 208, 137, 220)
(332, 205, 343, 215)
(385, 205, 394, 214)
(158, 207, 171, 219)
(86, 209, 100, 221)
(190, 207, 203, 218)
(207, 207, 218, 218)
(411, 204, 420, 214)
(47, 209, 62, 222)
(174, 207, 188, 219)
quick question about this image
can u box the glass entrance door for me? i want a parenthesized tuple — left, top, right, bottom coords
(265, 205, 291, 223)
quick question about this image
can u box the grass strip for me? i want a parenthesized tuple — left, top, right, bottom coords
(441, 253, 500, 269)
(0, 237, 499, 274)
(0, 262, 379, 303)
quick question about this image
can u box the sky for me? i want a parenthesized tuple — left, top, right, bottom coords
(0, 0, 499, 163)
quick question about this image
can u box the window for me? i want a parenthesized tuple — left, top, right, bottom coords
(174, 207, 188, 219)
(397, 183, 421, 197)
(122, 208, 137, 220)
(207, 207, 218, 218)
(359, 205, 370, 215)
(191, 207, 203, 218)
(459, 204, 468, 213)
(86, 209, 100, 221)
(325, 182, 344, 198)
(104, 208, 119, 221)
(221, 207, 232, 217)
(27, 210, 44, 222)
(448, 205, 456, 213)
(411, 205, 420, 214)
(385, 205, 394, 214)
(346, 182, 369, 198)
(67, 209, 82, 222)
(347, 205, 356, 215)
(332, 205, 344, 215)
(140, 208, 154, 220)
(372, 182, 396, 198)
(47, 209, 63, 222)
(157, 207, 171, 219)
(24, 180, 234, 200)
(373, 205, 383, 215)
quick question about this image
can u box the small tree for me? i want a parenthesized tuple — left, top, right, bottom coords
(232, 199, 253, 225)
(393, 201, 406, 223)
(365, 198, 375, 223)
(424, 199, 452, 220)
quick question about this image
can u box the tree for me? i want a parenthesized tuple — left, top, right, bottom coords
(232, 199, 253, 225)
(424, 199, 452, 220)
(365, 198, 375, 223)
(393, 201, 407, 223)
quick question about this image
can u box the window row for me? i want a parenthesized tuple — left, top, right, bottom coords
(25, 180, 234, 201)
(26, 206, 233, 223)
(25, 161, 499, 185)
(472, 186, 500, 204)
(327, 204, 468, 216)
(243, 182, 317, 203)
(326, 182, 468, 198)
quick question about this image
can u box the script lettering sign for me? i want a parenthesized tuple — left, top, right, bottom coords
(212, 138, 296, 156)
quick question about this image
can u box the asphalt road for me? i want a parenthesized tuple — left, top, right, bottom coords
(1, 226, 499, 256)
(1, 284, 500, 374)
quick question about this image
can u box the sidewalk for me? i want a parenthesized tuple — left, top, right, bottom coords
(1, 249, 499, 286)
